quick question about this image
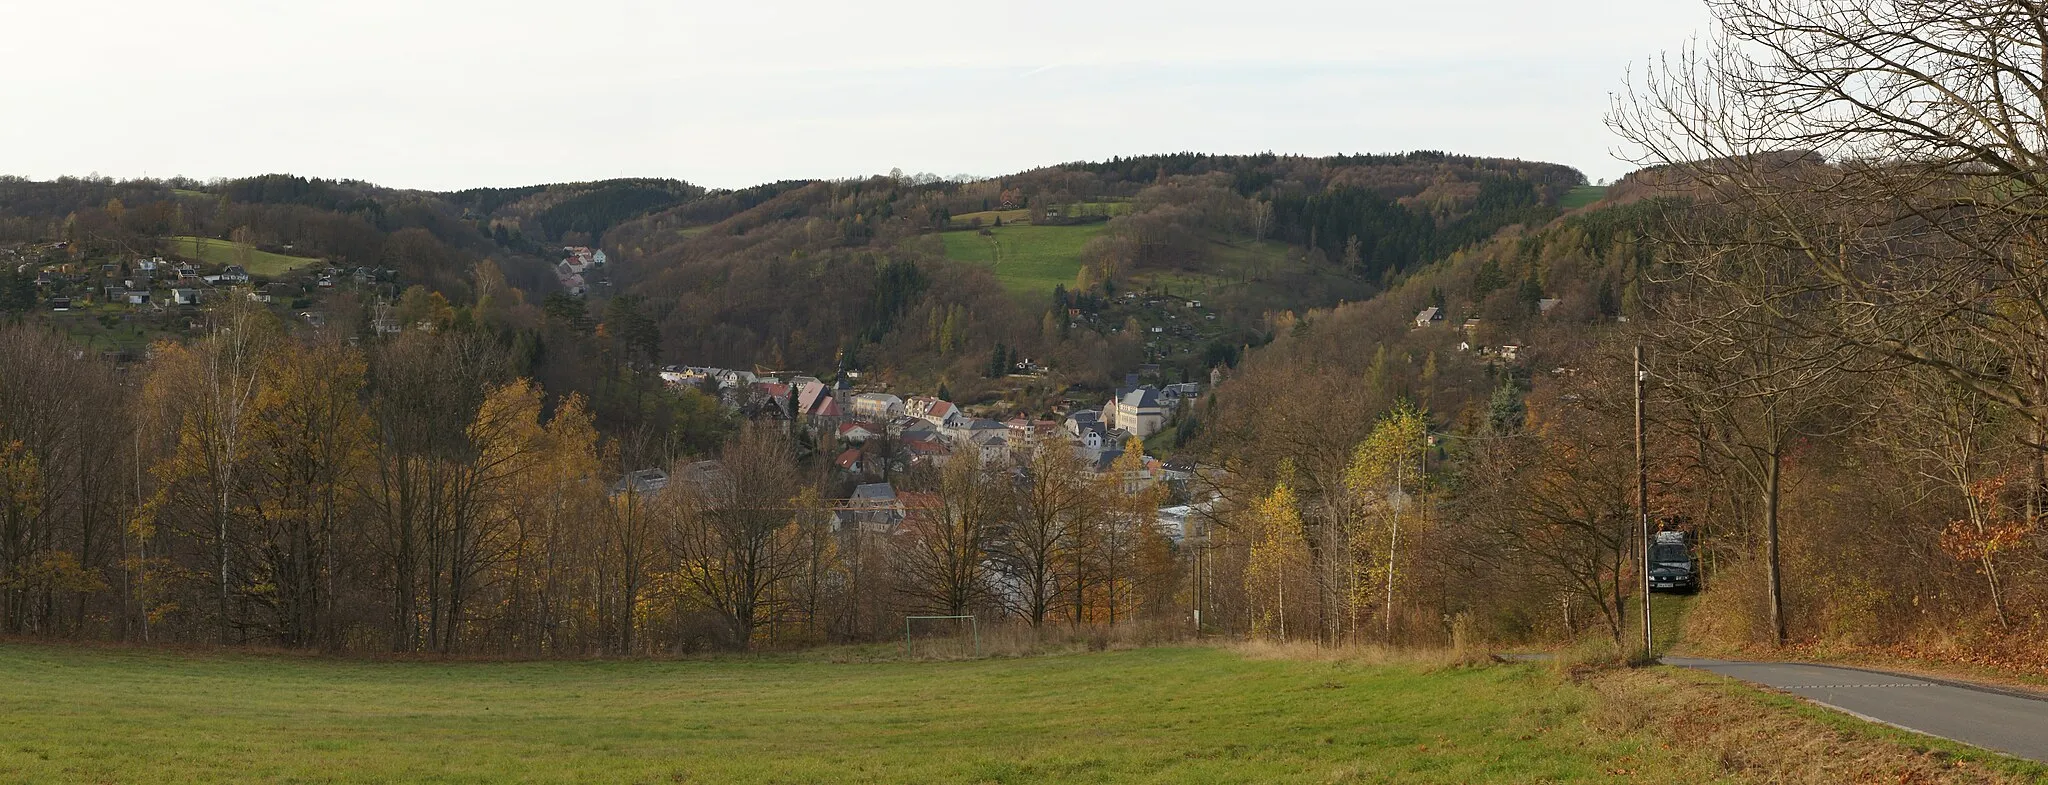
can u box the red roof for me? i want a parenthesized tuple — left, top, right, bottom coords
(835, 449, 863, 470)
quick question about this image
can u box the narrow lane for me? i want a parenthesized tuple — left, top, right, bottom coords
(1667, 657, 2048, 762)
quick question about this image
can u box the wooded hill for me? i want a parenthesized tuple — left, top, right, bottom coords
(4, 152, 1588, 399)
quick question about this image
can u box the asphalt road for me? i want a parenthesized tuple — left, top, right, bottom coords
(1667, 657, 2048, 761)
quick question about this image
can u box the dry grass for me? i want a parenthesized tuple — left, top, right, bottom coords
(1583, 665, 2048, 784)
(791, 621, 1187, 664)
(1226, 638, 1498, 672)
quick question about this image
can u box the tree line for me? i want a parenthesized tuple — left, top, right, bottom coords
(0, 307, 1200, 652)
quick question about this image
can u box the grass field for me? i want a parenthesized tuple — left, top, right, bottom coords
(1561, 185, 1609, 210)
(167, 236, 323, 277)
(0, 644, 1726, 784)
(949, 208, 1030, 227)
(940, 223, 1105, 298)
(951, 202, 1130, 230)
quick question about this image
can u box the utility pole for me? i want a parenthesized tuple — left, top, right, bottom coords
(1636, 343, 1653, 658)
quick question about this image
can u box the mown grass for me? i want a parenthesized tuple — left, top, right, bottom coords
(0, 643, 1724, 784)
(1561, 185, 1609, 210)
(167, 236, 322, 277)
(940, 223, 1105, 298)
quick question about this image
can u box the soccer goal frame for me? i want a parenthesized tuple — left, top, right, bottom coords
(904, 615, 980, 658)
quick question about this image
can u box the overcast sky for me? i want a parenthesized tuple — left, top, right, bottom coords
(2, 1, 1712, 191)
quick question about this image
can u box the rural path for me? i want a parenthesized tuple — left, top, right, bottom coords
(1666, 657, 2048, 762)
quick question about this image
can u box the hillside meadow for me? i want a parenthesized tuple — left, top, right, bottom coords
(1, 643, 1726, 784)
(167, 236, 323, 277)
(939, 223, 1104, 297)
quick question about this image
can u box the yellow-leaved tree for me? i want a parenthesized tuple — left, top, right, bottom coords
(141, 301, 281, 643)
(1344, 400, 1428, 639)
(1245, 476, 1309, 640)
(245, 337, 372, 648)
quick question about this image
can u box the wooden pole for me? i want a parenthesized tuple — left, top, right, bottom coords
(1636, 344, 1653, 658)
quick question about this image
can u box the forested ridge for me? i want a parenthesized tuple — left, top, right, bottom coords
(0, 151, 1605, 654)
(20, 13, 2048, 675)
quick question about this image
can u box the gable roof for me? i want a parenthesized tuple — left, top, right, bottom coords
(1091, 449, 1125, 473)
(850, 482, 897, 503)
(798, 381, 832, 412)
(672, 460, 730, 500)
(1120, 386, 1161, 409)
(903, 438, 950, 456)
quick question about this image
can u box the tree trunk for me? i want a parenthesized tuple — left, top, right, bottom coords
(1764, 450, 1786, 646)
(218, 488, 231, 645)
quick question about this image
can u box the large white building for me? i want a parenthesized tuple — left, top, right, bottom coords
(1105, 386, 1167, 438)
(852, 392, 905, 420)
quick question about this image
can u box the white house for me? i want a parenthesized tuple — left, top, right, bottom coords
(1105, 386, 1167, 439)
(837, 422, 880, 444)
(905, 396, 963, 429)
(852, 392, 904, 420)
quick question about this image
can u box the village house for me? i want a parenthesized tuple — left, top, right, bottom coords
(208, 265, 250, 285)
(1414, 306, 1444, 328)
(1063, 410, 1111, 462)
(837, 422, 879, 444)
(851, 392, 904, 420)
(904, 396, 963, 429)
(1104, 386, 1167, 438)
(944, 417, 1006, 446)
(902, 436, 952, 468)
(1158, 382, 1200, 411)
(1088, 450, 1162, 494)
(1004, 417, 1058, 444)
(834, 448, 865, 475)
(835, 482, 905, 534)
(895, 417, 939, 442)
(610, 468, 671, 498)
(716, 369, 761, 390)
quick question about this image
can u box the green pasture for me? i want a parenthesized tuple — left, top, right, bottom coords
(0, 643, 1721, 784)
(166, 236, 322, 277)
(941, 223, 1105, 298)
